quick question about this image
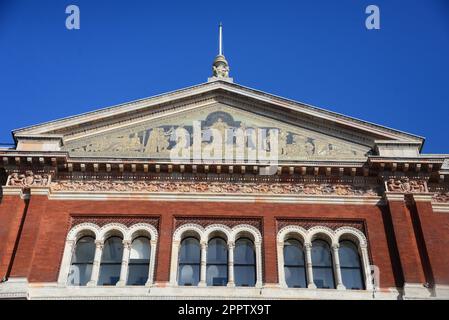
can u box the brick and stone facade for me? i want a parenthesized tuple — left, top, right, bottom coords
(0, 78, 448, 300)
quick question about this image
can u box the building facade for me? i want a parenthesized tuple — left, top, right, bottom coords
(0, 47, 449, 300)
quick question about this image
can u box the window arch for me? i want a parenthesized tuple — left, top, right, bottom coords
(127, 236, 151, 286)
(68, 236, 95, 286)
(311, 239, 335, 289)
(234, 238, 256, 287)
(339, 240, 365, 290)
(206, 237, 228, 286)
(178, 237, 201, 286)
(98, 236, 124, 286)
(284, 239, 307, 288)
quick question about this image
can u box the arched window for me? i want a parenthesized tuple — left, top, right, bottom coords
(283, 239, 307, 288)
(98, 236, 123, 286)
(127, 237, 151, 286)
(339, 240, 365, 290)
(234, 238, 256, 287)
(311, 239, 335, 289)
(206, 237, 228, 286)
(178, 237, 201, 286)
(68, 236, 95, 286)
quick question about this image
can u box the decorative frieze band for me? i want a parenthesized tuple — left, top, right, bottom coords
(277, 218, 366, 233)
(174, 217, 262, 232)
(71, 216, 160, 230)
(50, 180, 382, 196)
(385, 178, 427, 194)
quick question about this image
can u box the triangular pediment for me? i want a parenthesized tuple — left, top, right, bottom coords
(61, 103, 371, 161)
(12, 81, 424, 161)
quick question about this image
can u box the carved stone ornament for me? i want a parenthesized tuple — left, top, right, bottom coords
(385, 177, 427, 193)
(50, 180, 381, 196)
(7, 171, 51, 188)
(433, 192, 449, 203)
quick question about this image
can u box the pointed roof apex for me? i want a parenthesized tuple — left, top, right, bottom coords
(208, 23, 233, 83)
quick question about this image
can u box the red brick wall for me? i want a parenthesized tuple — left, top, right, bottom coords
(0, 195, 408, 289)
(413, 199, 449, 286)
(0, 195, 27, 279)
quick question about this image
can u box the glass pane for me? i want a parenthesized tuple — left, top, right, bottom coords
(341, 268, 364, 290)
(234, 265, 256, 287)
(68, 263, 93, 286)
(179, 238, 201, 264)
(206, 265, 228, 286)
(285, 266, 307, 288)
(311, 240, 332, 267)
(339, 241, 361, 268)
(101, 237, 123, 263)
(234, 239, 255, 264)
(284, 239, 305, 266)
(130, 237, 151, 260)
(72, 236, 95, 263)
(313, 267, 335, 289)
(178, 264, 200, 286)
(98, 264, 121, 286)
(127, 264, 150, 286)
(207, 238, 228, 264)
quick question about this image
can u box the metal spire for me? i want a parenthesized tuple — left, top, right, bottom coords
(208, 23, 233, 83)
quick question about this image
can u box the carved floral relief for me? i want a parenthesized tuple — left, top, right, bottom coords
(7, 171, 51, 188)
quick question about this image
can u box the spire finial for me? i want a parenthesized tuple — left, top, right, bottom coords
(219, 22, 223, 56)
(208, 23, 233, 83)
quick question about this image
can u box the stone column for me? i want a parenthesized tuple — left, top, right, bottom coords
(332, 243, 346, 290)
(146, 240, 158, 286)
(227, 241, 235, 287)
(169, 240, 180, 286)
(117, 240, 131, 286)
(255, 241, 263, 288)
(199, 241, 208, 287)
(360, 244, 374, 291)
(305, 243, 316, 289)
(58, 240, 75, 286)
(87, 240, 104, 286)
(277, 241, 287, 288)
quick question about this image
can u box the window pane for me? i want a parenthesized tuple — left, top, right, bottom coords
(69, 236, 95, 286)
(72, 236, 95, 263)
(207, 238, 228, 264)
(206, 265, 228, 286)
(98, 264, 121, 286)
(68, 263, 93, 286)
(311, 240, 332, 267)
(179, 238, 200, 264)
(284, 266, 307, 288)
(339, 241, 361, 268)
(98, 237, 123, 286)
(234, 266, 256, 287)
(284, 239, 305, 266)
(101, 237, 123, 263)
(178, 264, 200, 286)
(339, 241, 364, 290)
(127, 264, 150, 286)
(312, 240, 335, 289)
(130, 237, 151, 260)
(234, 239, 255, 264)
(341, 268, 364, 290)
(312, 267, 335, 289)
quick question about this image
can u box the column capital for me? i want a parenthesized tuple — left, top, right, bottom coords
(227, 241, 235, 249)
(94, 240, 104, 249)
(332, 243, 340, 250)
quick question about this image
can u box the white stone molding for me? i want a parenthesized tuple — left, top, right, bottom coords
(277, 225, 373, 292)
(227, 241, 235, 287)
(331, 243, 346, 290)
(117, 240, 131, 287)
(99, 223, 128, 241)
(58, 223, 101, 286)
(60, 222, 158, 288)
(88, 240, 104, 286)
(170, 223, 263, 288)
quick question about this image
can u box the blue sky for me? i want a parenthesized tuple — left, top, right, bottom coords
(0, 0, 448, 152)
